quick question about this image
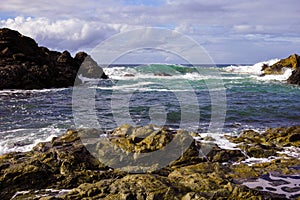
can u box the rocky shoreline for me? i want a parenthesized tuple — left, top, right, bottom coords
(1, 125, 299, 199)
(0, 28, 108, 90)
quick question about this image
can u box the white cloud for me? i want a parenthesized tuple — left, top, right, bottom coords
(0, 16, 134, 53)
(0, 0, 299, 62)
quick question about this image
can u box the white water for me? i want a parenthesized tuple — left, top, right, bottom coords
(254, 68, 293, 82)
(222, 59, 280, 75)
(0, 127, 59, 155)
(222, 58, 296, 83)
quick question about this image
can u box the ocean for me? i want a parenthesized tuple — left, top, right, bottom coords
(1, 59, 300, 155)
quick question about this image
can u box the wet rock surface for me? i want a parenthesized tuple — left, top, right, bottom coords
(261, 54, 300, 85)
(0, 28, 108, 89)
(1, 125, 300, 199)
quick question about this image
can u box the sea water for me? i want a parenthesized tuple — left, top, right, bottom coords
(1, 59, 300, 155)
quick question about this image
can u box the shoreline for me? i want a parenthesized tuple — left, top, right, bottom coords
(1, 124, 299, 199)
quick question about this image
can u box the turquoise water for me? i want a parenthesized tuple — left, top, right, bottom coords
(0, 62, 300, 154)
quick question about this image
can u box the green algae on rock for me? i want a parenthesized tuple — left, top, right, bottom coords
(1, 125, 300, 200)
(262, 54, 300, 75)
(261, 54, 300, 85)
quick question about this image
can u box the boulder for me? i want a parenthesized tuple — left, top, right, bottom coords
(0, 28, 108, 89)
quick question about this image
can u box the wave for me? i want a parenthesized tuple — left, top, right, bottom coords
(0, 88, 68, 95)
(103, 64, 205, 79)
(222, 59, 280, 75)
(254, 68, 292, 82)
(0, 127, 61, 155)
(221, 58, 295, 82)
(100, 64, 245, 82)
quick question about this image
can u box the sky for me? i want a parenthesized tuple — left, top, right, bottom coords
(0, 0, 299, 64)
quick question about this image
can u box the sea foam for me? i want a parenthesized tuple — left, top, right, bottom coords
(222, 58, 280, 75)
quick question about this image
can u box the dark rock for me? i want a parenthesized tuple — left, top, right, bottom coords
(56, 50, 73, 63)
(0, 28, 108, 90)
(77, 55, 108, 79)
(124, 73, 135, 77)
(74, 51, 87, 64)
(154, 72, 172, 76)
(287, 67, 300, 85)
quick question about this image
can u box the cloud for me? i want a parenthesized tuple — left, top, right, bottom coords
(0, 0, 299, 62)
(0, 16, 133, 52)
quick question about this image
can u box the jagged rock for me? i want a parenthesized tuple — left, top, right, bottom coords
(77, 55, 108, 79)
(287, 67, 300, 85)
(261, 54, 300, 85)
(0, 28, 108, 89)
(262, 54, 300, 75)
(1, 125, 300, 199)
(226, 126, 300, 159)
(61, 174, 188, 200)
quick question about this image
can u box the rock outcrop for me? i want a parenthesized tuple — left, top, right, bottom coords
(0, 28, 108, 89)
(287, 67, 300, 85)
(261, 54, 300, 85)
(262, 54, 299, 75)
(1, 124, 300, 199)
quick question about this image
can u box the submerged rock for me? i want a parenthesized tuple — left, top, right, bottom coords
(154, 72, 172, 76)
(1, 125, 300, 199)
(0, 28, 108, 89)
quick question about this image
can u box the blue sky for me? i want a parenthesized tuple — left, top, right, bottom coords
(0, 0, 299, 63)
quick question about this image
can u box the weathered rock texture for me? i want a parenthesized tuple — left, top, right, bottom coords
(1, 125, 300, 199)
(261, 54, 300, 85)
(0, 28, 108, 89)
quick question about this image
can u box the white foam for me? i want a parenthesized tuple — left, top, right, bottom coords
(222, 59, 280, 75)
(103, 67, 138, 79)
(11, 189, 72, 199)
(0, 88, 67, 94)
(77, 74, 100, 83)
(277, 146, 300, 158)
(254, 68, 293, 82)
(237, 156, 279, 166)
(0, 128, 60, 155)
(11, 191, 30, 199)
(194, 133, 240, 150)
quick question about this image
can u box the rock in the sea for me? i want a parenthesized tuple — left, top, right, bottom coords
(154, 72, 172, 76)
(287, 66, 300, 85)
(262, 54, 300, 75)
(0, 28, 108, 89)
(261, 53, 300, 85)
(76, 52, 108, 79)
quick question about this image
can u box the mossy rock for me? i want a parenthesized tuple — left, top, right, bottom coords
(262, 54, 300, 75)
(61, 174, 188, 200)
(168, 162, 231, 192)
(227, 126, 300, 148)
(2, 125, 300, 199)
